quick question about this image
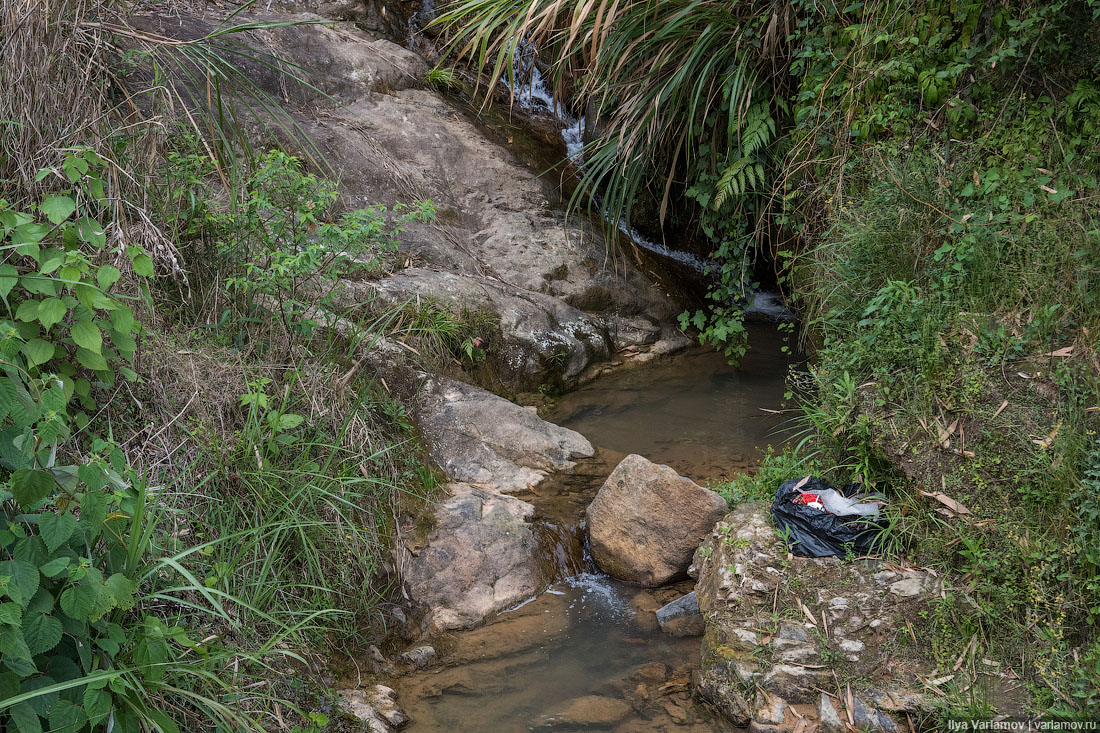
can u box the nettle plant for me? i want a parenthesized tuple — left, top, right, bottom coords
(0, 149, 187, 732)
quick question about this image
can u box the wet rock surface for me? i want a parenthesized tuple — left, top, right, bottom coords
(693, 503, 939, 730)
(401, 483, 543, 631)
(587, 454, 728, 586)
(656, 591, 705, 637)
(413, 375, 593, 492)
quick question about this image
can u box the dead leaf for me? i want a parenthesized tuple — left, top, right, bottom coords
(993, 399, 1009, 417)
(1039, 184, 1058, 194)
(936, 419, 959, 448)
(1044, 346, 1074, 357)
(1031, 423, 1061, 449)
(919, 489, 972, 516)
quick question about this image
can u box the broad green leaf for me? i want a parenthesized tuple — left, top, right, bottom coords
(102, 574, 135, 612)
(0, 265, 18, 299)
(132, 634, 169, 681)
(20, 275, 58, 297)
(96, 266, 121, 290)
(59, 584, 97, 621)
(0, 379, 16, 423)
(36, 298, 66, 330)
(38, 513, 77, 552)
(75, 217, 105, 247)
(74, 348, 107, 372)
(69, 321, 101, 353)
(110, 306, 134, 334)
(15, 300, 39, 322)
(0, 602, 20, 626)
(48, 699, 87, 733)
(94, 635, 120, 657)
(0, 623, 32, 660)
(83, 687, 112, 724)
(21, 339, 55, 368)
(40, 195, 76, 225)
(22, 613, 62, 655)
(0, 670, 18, 700)
(8, 701, 42, 733)
(24, 589, 52, 616)
(278, 413, 304, 430)
(21, 674, 58, 717)
(38, 557, 70, 578)
(130, 253, 154, 277)
(0, 561, 38, 608)
(10, 470, 55, 509)
(12, 536, 46, 566)
(13, 222, 49, 244)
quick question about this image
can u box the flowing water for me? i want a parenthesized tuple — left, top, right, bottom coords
(395, 324, 795, 731)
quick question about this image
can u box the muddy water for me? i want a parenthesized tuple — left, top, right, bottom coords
(547, 325, 794, 483)
(396, 324, 793, 732)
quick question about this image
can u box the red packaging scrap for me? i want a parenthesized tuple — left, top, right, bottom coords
(793, 492, 825, 510)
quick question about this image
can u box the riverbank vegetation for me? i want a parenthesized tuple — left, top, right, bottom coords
(438, 0, 1100, 721)
(0, 3, 452, 730)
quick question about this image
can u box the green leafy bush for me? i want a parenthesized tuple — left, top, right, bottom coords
(211, 150, 434, 335)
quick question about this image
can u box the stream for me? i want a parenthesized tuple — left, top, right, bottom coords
(395, 324, 795, 731)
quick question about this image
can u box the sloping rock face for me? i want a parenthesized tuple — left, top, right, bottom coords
(586, 455, 728, 586)
(133, 10, 683, 392)
(414, 376, 593, 492)
(692, 504, 939, 730)
(402, 484, 542, 631)
(337, 268, 613, 387)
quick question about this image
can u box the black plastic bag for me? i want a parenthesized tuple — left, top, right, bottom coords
(771, 477, 885, 558)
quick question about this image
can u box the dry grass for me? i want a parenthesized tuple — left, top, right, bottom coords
(0, 0, 111, 191)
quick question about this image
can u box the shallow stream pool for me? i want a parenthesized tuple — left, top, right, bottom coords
(396, 323, 795, 732)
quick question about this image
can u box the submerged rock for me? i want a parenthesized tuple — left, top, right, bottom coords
(402, 484, 542, 631)
(693, 503, 938, 729)
(541, 695, 632, 729)
(586, 455, 727, 586)
(414, 375, 593, 492)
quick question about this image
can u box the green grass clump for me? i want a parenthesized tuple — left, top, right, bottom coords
(709, 448, 820, 509)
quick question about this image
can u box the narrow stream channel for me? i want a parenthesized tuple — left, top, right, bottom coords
(396, 323, 795, 731)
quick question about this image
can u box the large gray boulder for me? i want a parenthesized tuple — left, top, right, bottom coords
(413, 376, 593, 492)
(693, 504, 939, 730)
(402, 484, 542, 631)
(586, 454, 728, 586)
(132, 9, 682, 391)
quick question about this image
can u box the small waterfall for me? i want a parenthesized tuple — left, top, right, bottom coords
(503, 46, 794, 320)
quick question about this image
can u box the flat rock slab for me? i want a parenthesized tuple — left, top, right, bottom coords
(402, 483, 542, 631)
(587, 454, 728, 586)
(414, 375, 593, 492)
